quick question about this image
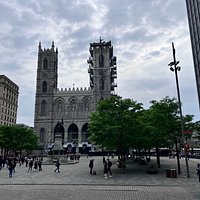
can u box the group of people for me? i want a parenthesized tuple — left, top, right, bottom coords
(89, 156, 113, 178)
(0, 154, 44, 178)
(27, 157, 43, 172)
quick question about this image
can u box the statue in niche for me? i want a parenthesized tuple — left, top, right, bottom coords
(54, 119, 64, 139)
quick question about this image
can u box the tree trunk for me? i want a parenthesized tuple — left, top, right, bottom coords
(156, 147, 161, 168)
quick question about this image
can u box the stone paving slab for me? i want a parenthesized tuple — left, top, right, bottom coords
(0, 185, 198, 200)
(0, 156, 200, 199)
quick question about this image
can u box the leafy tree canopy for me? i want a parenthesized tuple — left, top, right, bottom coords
(0, 125, 39, 153)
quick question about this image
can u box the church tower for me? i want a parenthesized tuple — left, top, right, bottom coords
(34, 39, 117, 153)
(87, 38, 117, 106)
(34, 41, 58, 146)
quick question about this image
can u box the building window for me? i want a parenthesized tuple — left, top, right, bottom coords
(43, 58, 48, 69)
(40, 128, 46, 143)
(99, 54, 104, 67)
(42, 81, 47, 93)
(41, 100, 47, 116)
(70, 99, 77, 111)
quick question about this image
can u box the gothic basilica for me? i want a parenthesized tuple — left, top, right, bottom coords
(34, 39, 117, 153)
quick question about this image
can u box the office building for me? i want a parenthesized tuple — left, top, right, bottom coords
(0, 75, 19, 126)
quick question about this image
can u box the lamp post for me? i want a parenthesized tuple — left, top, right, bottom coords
(168, 42, 190, 178)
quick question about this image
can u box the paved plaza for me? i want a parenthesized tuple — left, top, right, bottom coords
(0, 156, 200, 200)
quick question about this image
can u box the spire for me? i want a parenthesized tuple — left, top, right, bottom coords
(52, 41, 54, 49)
(38, 41, 41, 50)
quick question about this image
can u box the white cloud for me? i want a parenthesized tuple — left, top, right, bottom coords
(0, 0, 199, 126)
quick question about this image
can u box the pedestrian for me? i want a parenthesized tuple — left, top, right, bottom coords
(89, 159, 94, 175)
(8, 162, 13, 178)
(107, 159, 112, 177)
(0, 155, 2, 170)
(103, 156, 106, 164)
(197, 165, 200, 182)
(25, 157, 28, 167)
(54, 159, 60, 173)
(33, 159, 38, 172)
(38, 159, 42, 171)
(103, 160, 108, 178)
(28, 159, 33, 172)
(11, 160, 16, 173)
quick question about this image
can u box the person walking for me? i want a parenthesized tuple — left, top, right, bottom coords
(8, 161, 13, 178)
(103, 156, 106, 164)
(11, 160, 16, 173)
(103, 160, 108, 178)
(107, 159, 112, 177)
(28, 159, 33, 172)
(89, 159, 94, 175)
(33, 159, 38, 172)
(38, 159, 42, 171)
(54, 159, 60, 173)
(197, 165, 200, 182)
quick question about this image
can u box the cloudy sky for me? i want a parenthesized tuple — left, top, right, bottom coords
(0, 0, 199, 127)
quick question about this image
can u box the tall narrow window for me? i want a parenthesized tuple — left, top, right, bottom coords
(40, 128, 46, 143)
(41, 100, 46, 116)
(70, 99, 77, 111)
(42, 81, 47, 93)
(43, 58, 48, 69)
(99, 54, 104, 67)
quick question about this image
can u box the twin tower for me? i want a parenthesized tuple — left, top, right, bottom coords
(34, 39, 117, 153)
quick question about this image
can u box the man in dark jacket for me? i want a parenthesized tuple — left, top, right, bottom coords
(89, 159, 94, 174)
(107, 159, 112, 177)
(54, 159, 60, 173)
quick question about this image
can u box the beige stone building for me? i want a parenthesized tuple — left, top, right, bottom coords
(34, 39, 117, 153)
(0, 75, 19, 126)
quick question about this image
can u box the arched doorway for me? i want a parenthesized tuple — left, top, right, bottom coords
(81, 123, 91, 154)
(68, 123, 78, 153)
(68, 123, 78, 143)
(81, 123, 89, 141)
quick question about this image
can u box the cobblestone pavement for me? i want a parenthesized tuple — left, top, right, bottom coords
(0, 156, 199, 200)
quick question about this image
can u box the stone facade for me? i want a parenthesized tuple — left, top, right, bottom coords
(186, 0, 200, 108)
(0, 75, 19, 126)
(34, 39, 117, 153)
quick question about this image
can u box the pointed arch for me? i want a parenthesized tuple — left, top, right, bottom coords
(82, 97, 91, 112)
(68, 123, 78, 142)
(42, 81, 47, 93)
(69, 98, 78, 112)
(53, 98, 65, 118)
(39, 128, 46, 143)
(41, 100, 47, 116)
(81, 123, 89, 141)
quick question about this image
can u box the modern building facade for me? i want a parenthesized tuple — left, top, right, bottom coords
(34, 39, 117, 153)
(186, 0, 200, 109)
(0, 75, 19, 126)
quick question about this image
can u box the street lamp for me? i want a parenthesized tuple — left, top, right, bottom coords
(168, 42, 190, 178)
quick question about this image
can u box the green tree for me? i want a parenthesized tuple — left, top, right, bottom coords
(0, 125, 39, 154)
(89, 95, 143, 155)
(144, 96, 180, 167)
